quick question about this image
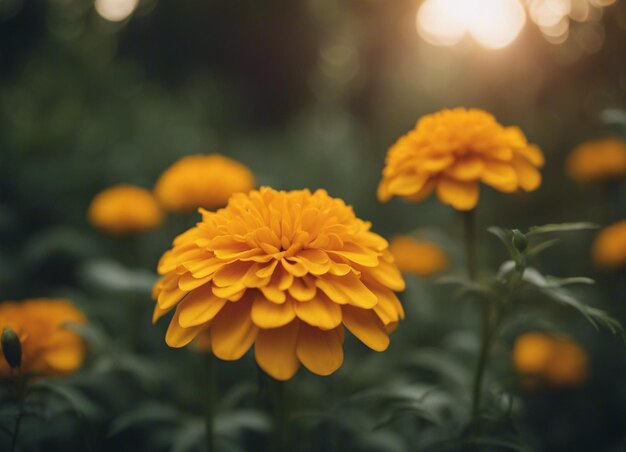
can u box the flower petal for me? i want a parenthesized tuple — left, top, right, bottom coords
(178, 286, 228, 328)
(165, 310, 205, 348)
(296, 324, 344, 376)
(211, 297, 258, 360)
(436, 178, 479, 211)
(251, 295, 296, 328)
(294, 295, 342, 330)
(342, 305, 390, 352)
(255, 321, 300, 381)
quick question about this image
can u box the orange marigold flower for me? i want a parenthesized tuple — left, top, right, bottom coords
(378, 108, 544, 211)
(154, 154, 255, 212)
(0, 299, 86, 377)
(389, 236, 447, 276)
(513, 332, 589, 388)
(592, 220, 626, 269)
(88, 184, 163, 235)
(566, 138, 626, 183)
(153, 187, 405, 380)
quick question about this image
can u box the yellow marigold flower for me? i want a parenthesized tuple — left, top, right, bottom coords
(566, 138, 626, 183)
(513, 332, 589, 388)
(378, 108, 544, 211)
(88, 184, 163, 235)
(154, 154, 255, 212)
(153, 187, 405, 380)
(389, 236, 447, 276)
(592, 220, 626, 268)
(0, 299, 86, 377)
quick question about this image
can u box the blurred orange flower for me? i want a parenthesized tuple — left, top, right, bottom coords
(389, 236, 447, 276)
(154, 154, 255, 212)
(592, 220, 626, 269)
(513, 332, 589, 388)
(0, 299, 86, 377)
(153, 187, 405, 380)
(566, 138, 626, 183)
(88, 184, 163, 235)
(378, 108, 544, 211)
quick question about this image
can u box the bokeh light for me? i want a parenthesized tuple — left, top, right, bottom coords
(94, 0, 138, 22)
(417, 0, 527, 49)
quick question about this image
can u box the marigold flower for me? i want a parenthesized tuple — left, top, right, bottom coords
(566, 138, 626, 183)
(0, 299, 86, 377)
(88, 184, 163, 235)
(154, 154, 255, 212)
(389, 236, 447, 276)
(153, 187, 405, 380)
(378, 108, 544, 211)
(513, 332, 589, 388)
(592, 220, 626, 269)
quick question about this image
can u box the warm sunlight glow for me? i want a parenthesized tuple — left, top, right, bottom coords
(94, 0, 139, 22)
(417, 0, 527, 49)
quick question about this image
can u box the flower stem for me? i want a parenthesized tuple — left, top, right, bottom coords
(10, 372, 25, 452)
(204, 353, 216, 452)
(462, 210, 477, 281)
(461, 209, 490, 433)
(271, 379, 287, 452)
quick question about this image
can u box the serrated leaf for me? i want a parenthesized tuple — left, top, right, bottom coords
(527, 222, 598, 236)
(487, 227, 515, 254)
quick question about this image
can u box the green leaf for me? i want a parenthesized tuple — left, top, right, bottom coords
(526, 238, 559, 257)
(487, 226, 515, 255)
(544, 276, 595, 287)
(108, 403, 184, 437)
(30, 381, 101, 419)
(214, 409, 271, 437)
(527, 222, 598, 236)
(468, 437, 530, 452)
(541, 287, 624, 337)
(374, 404, 441, 429)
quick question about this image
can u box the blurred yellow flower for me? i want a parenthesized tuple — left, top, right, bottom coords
(88, 184, 164, 235)
(566, 138, 626, 183)
(378, 108, 544, 211)
(153, 187, 405, 380)
(389, 236, 447, 276)
(513, 332, 589, 388)
(592, 220, 626, 269)
(0, 299, 86, 377)
(154, 154, 255, 212)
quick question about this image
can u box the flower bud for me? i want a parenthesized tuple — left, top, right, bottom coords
(1, 327, 22, 370)
(512, 229, 528, 253)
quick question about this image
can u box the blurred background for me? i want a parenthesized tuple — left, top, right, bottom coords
(1, 0, 626, 451)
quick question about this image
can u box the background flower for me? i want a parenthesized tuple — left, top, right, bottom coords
(566, 138, 626, 183)
(154, 154, 255, 212)
(378, 108, 544, 211)
(592, 220, 626, 269)
(153, 187, 405, 380)
(0, 299, 86, 377)
(88, 185, 164, 235)
(513, 332, 589, 388)
(388, 235, 447, 276)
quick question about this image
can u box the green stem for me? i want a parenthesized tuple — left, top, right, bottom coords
(10, 373, 25, 452)
(469, 301, 496, 434)
(271, 379, 287, 452)
(462, 210, 477, 281)
(204, 353, 216, 452)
